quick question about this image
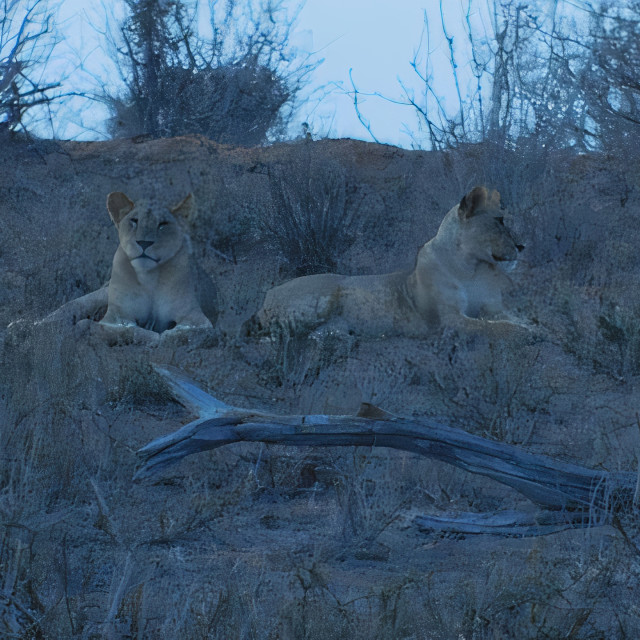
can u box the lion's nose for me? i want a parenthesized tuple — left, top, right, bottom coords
(516, 244, 525, 252)
(137, 240, 154, 251)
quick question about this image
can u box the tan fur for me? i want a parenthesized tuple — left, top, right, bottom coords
(252, 186, 524, 337)
(101, 192, 217, 332)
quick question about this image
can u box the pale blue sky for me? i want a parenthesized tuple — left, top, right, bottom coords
(41, 0, 572, 146)
(294, 0, 432, 145)
(45, 0, 498, 146)
(291, 0, 499, 147)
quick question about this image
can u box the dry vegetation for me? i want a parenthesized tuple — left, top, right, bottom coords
(1, 135, 640, 638)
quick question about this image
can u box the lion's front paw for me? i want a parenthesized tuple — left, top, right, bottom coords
(72, 318, 94, 337)
(88, 321, 160, 347)
(158, 325, 218, 349)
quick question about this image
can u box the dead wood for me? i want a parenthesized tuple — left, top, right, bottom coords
(136, 367, 637, 535)
(413, 510, 596, 537)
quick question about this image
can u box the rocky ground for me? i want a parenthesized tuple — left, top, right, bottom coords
(1, 135, 640, 638)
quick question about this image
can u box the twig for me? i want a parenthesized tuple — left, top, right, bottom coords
(348, 68, 381, 144)
(634, 413, 640, 510)
(102, 552, 132, 636)
(61, 533, 76, 636)
(210, 246, 235, 264)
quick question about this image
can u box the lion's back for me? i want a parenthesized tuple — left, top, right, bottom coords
(258, 273, 345, 331)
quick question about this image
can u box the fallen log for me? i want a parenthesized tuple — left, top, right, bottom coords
(413, 510, 596, 537)
(136, 367, 636, 533)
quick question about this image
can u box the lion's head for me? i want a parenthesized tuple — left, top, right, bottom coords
(106, 192, 193, 273)
(452, 186, 524, 272)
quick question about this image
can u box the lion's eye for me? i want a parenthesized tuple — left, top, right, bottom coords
(496, 216, 504, 225)
(158, 221, 169, 230)
(130, 218, 138, 228)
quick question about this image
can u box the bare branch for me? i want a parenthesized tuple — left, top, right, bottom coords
(137, 367, 636, 533)
(439, 0, 466, 138)
(348, 68, 380, 144)
(0, 0, 62, 133)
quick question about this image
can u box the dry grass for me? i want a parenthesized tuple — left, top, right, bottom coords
(2, 140, 640, 638)
(260, 148, 357, 277)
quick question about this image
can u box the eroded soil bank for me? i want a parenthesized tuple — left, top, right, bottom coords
(1, 135, 639, 638)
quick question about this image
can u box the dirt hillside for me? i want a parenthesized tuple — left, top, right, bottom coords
(1, 135, 639, 638)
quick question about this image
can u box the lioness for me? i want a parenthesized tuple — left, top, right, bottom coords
(100, 191, 217, 332)
(42, 192, 217, 333)
(251, 186, 524, 337)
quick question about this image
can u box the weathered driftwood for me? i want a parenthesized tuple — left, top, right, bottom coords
(137, 367, 636, 534)
(413, 510, 597, 537)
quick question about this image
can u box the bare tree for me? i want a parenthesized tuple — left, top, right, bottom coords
(578, 2, 640, 152)
(104, 0, 316, 145)
(350, 0, 636, 152)
(410, 0, 589, 149)
(0, 0, 61, 134)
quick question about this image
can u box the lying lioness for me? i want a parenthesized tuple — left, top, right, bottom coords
(42, 192, 217, 333)
(250, 186, 524, 337)
(101, 192, 216, 332)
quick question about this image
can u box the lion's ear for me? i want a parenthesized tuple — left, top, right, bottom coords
(487, 189, 501, 209)
(107, 192, 135, 225)
(458, 186, 488, 219)
(170, 193, 195, 222)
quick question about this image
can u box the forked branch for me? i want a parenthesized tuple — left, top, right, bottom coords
(136, 367, 637, 535)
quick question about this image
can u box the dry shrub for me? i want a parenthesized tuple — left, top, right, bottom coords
(107, 361, 171, 408)
(261, 149, 356, 276)
(557, 290, 640, 381)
